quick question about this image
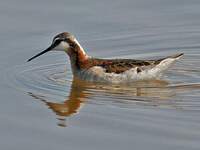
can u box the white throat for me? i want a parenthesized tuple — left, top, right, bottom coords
(54, 41, 70, 51)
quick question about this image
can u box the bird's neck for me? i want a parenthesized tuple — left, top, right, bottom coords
(66, 43, 89, 73)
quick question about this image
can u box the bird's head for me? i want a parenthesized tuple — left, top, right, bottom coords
(28, 32, 86, 62)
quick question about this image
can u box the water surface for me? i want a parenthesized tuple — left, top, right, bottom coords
(1, 0, 200, 150)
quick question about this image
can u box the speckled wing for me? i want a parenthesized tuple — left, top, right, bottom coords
(89, 53, 184, 74)
(90, 59, 154, 74)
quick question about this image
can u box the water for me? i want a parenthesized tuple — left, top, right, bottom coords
(1, 0, 200, 149)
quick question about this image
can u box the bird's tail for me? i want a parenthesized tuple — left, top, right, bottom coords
(152, 53, 184, 76)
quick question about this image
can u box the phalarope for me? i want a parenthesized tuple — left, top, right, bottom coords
(28, 32, 183, 82)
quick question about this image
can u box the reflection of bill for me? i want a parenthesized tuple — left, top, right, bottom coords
(29, 77, 179, 127)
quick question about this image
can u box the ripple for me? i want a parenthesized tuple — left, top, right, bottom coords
(6, 63, 72, 99)
(4, 25, 200, 111)
(4, 57, 200, 111)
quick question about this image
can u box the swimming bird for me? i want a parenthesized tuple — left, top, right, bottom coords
(28, 32, 183, 82)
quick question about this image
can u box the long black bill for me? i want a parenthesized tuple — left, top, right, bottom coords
(27, 40, 60, 62)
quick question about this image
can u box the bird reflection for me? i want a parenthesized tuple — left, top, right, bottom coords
(29, 77, 179, 127)
(28, 78, 88, 127)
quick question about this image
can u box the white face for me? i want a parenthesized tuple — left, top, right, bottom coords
(53, 41, 70, 51)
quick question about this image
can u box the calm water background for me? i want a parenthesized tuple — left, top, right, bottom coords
(1, 0, 200, 149)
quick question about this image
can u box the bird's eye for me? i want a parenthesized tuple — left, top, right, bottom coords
(69, 42, 74, 46)
(64, 39, 74, 46)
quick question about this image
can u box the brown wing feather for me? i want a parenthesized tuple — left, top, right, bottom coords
(83, 58, 153, 74)
(80, 53, 183, 74)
